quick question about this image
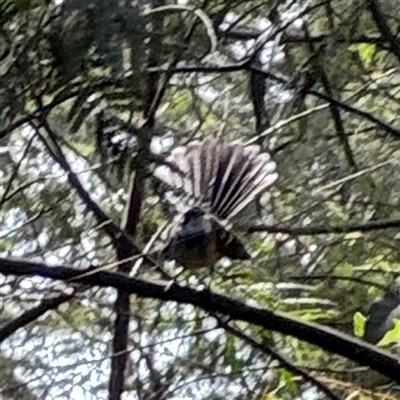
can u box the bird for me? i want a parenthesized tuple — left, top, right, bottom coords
(153, 138, 278, 269)
(363, 284, 400, 345)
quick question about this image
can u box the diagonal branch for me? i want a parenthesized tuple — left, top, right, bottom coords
(303, 23, 357, 170)
(0, 291, 75, 342)
(0, 133, 37, 206)
(30, 118, 140, 258)
(1, 258, 399, 383)
(216, 318, 341, 400)
(252, 66, 400, 140)
(147, 63, 400, 139)
(0, 79, 126, 141)
(367, 0, 400, 61)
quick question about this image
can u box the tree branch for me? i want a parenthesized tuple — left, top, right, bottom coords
(217, 318, 341, 400)
(248, 217, 400, 235)
(0, 78, 128, 140)
(222, 31, 390, 45)
(30, 109, 144, 400)
(303, 23, 357, 170)
(253, 66, 400, 140)
(108, 2, 165, 396)
(147, 63, 400, 140)
(0, 291, 75, 342)
(30, 118, 141, 261)
(1, 257, 399, 383)
(367, 0, 400, 61)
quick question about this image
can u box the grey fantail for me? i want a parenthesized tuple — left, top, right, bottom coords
(154, 139, 278, 269)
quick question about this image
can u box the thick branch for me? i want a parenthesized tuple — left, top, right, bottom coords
(1, 258, 399, 383)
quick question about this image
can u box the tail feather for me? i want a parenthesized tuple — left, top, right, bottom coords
(215, 146, 264, 217)
(199, 139, 222, 205)
(225, 153, 277, 218)
(212, 143, 243, 215)
(154, 138, 277, 220)
(186, 142, 201, 201)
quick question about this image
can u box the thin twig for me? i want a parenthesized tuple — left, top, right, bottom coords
(249, 217, 400, 235)
(216, 317, 341, 400)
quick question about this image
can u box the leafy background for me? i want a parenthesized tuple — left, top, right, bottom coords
(1, 0, 399, 399)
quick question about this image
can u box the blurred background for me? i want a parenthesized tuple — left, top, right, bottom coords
(1, 0, 399, 399)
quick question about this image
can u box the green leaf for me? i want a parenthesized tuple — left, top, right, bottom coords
(224, 335, 236, 365)
(279, 369, 297, 395)
(353, 312, 366, 337)
(349, 43, 376, 66)
(379, 319, 400, 346)
(67, 140, 95, 158)
(0, 236, 13, 252)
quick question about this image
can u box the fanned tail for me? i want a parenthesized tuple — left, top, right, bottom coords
(154, 139, 278, 220)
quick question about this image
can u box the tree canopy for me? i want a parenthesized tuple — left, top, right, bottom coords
(1, 0, 399, 399)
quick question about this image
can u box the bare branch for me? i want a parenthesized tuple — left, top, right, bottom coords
(0, 292, 75, 342)
(368, 0, 400, 61)
(1, 257, 399, 383)
(303, 23, 357, 169)
(249, 217, 400, 235)
(30, 119, 140, 260)
(222, 31, 390, 45)
(109, 1, 166, 395)
(217, 318, 341, 400)
(147, 63, 400, 139)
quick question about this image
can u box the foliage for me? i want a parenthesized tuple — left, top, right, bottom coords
(1, 0, 399, 399)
